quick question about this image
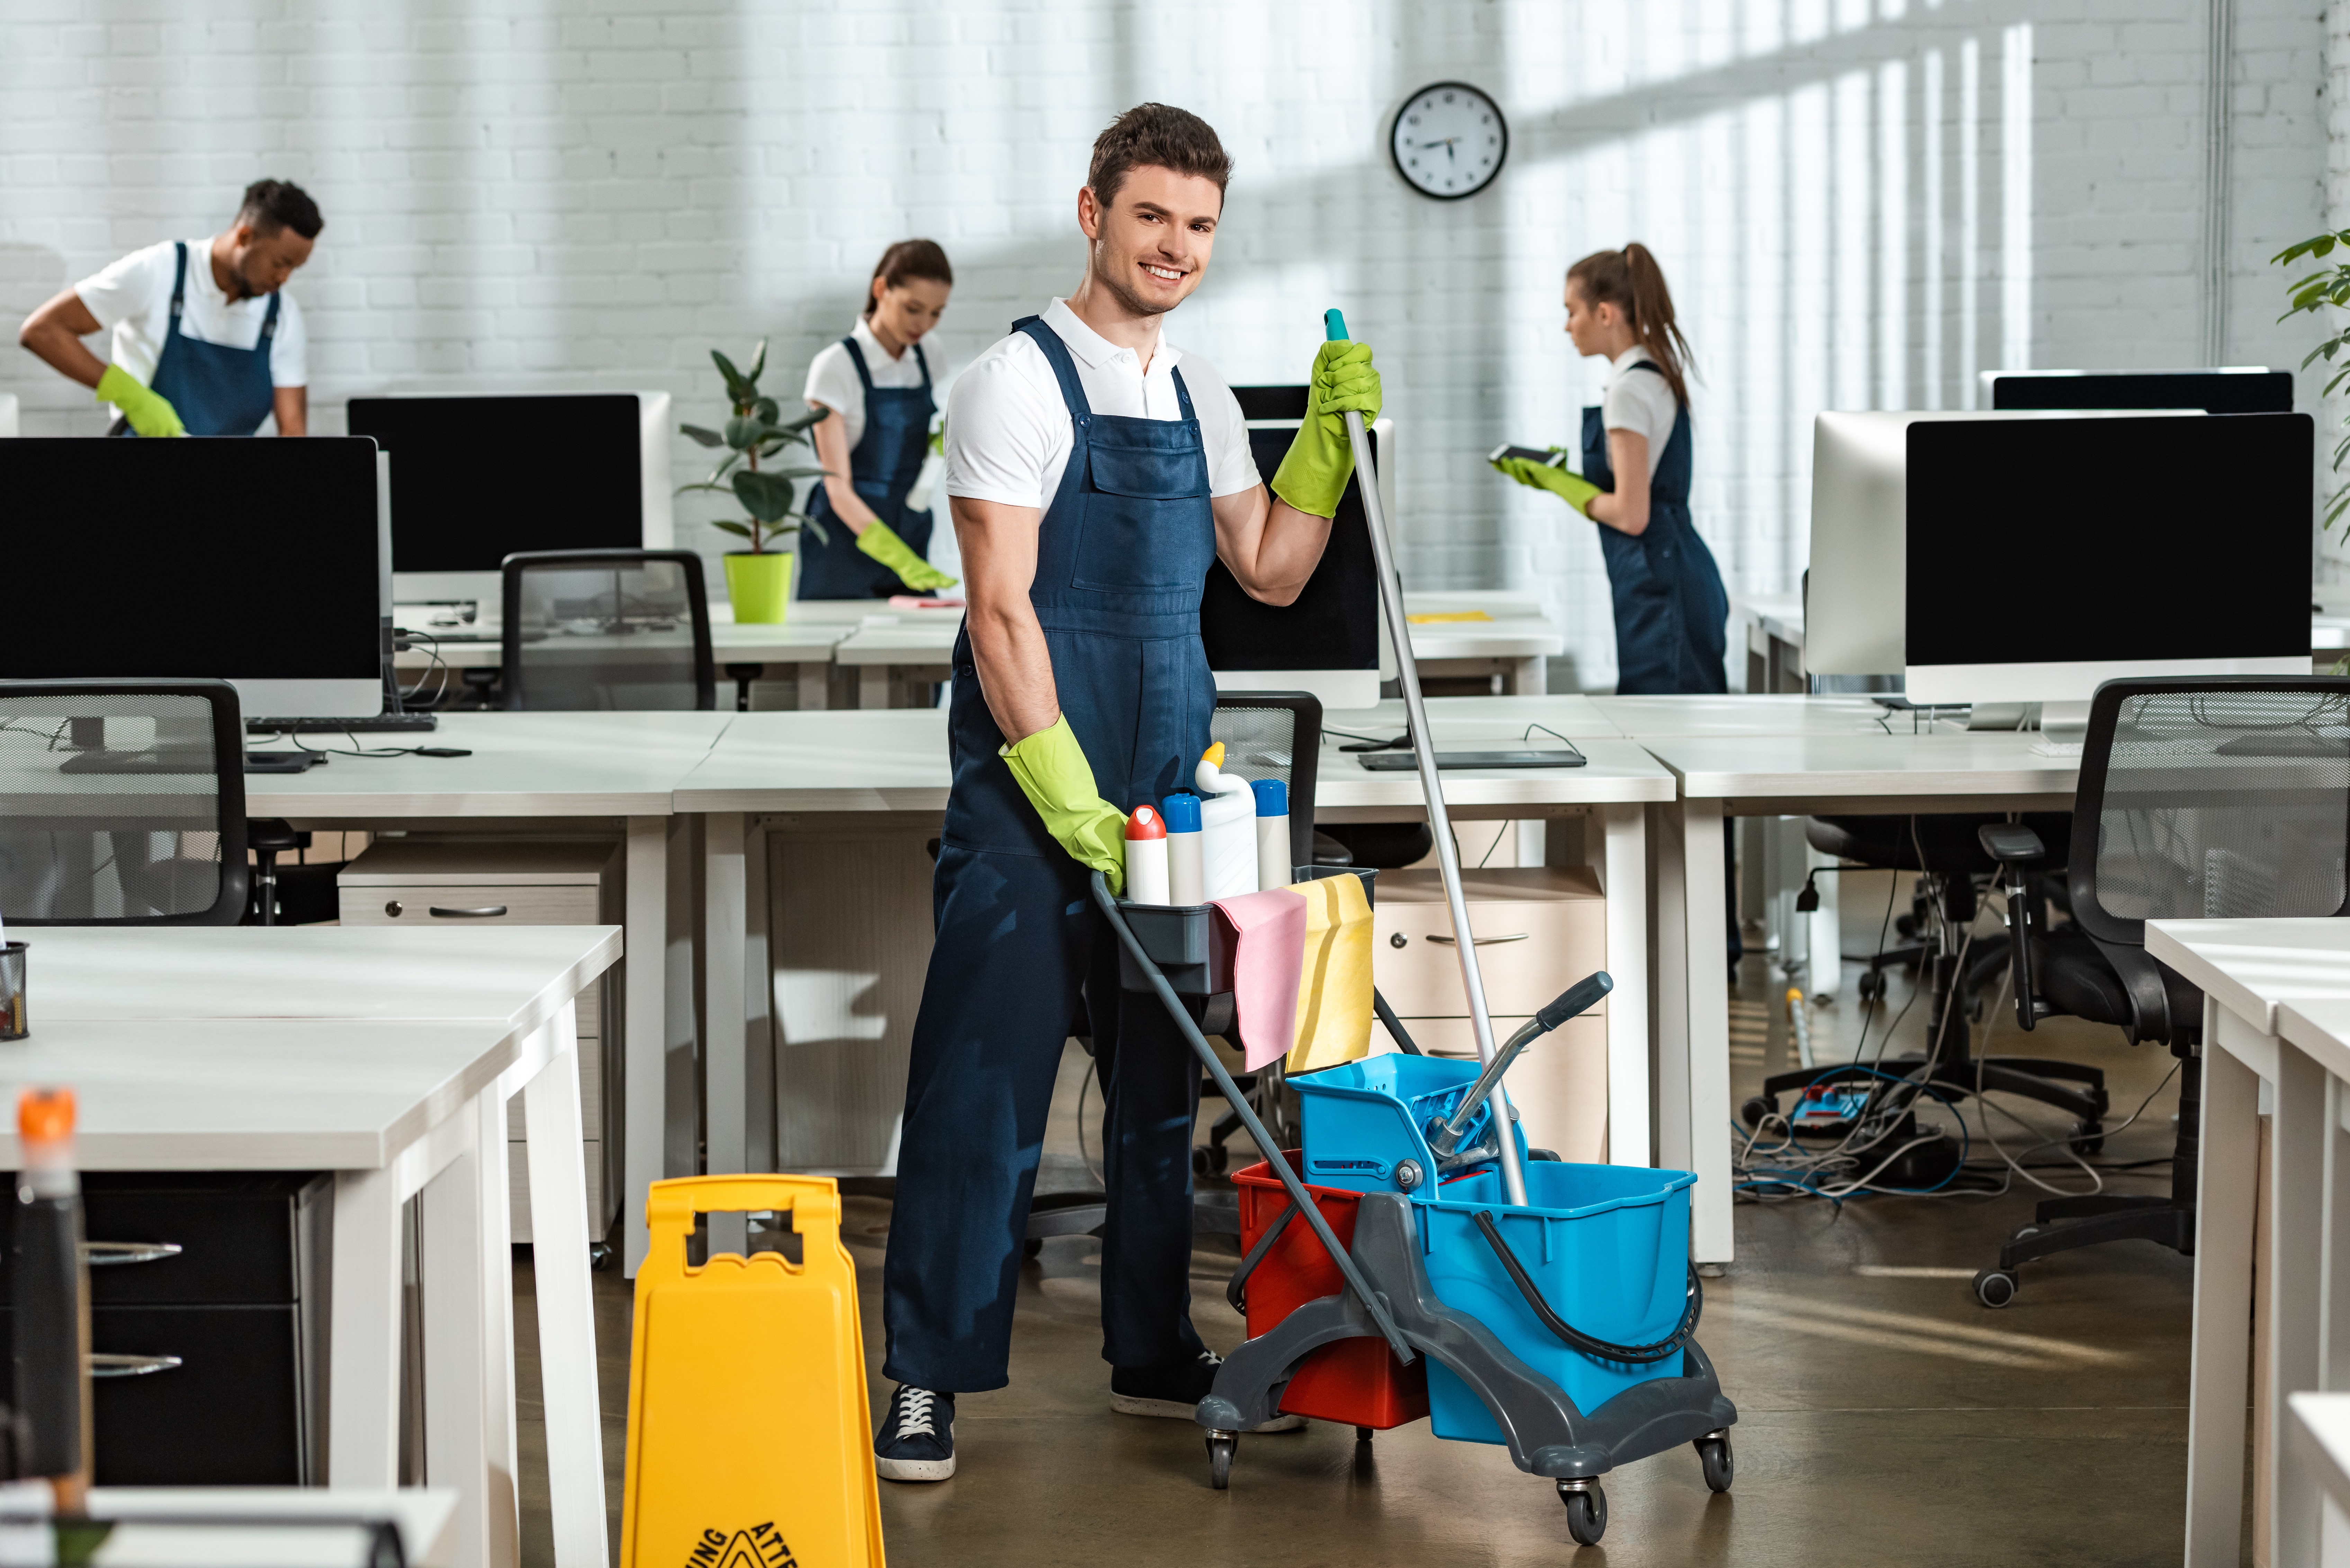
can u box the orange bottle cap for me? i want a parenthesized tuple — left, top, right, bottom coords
(18, 1086, 74, 1143)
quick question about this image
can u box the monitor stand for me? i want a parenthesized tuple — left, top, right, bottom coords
(2039, 700, 2092, 739)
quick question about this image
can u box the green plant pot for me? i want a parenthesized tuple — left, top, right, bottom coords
(724, 550, 792, 625)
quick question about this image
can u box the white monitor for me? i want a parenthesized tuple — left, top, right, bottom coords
(351, 390, 674, 614)
(1806, 408, 2202, 678)
(0, 394, 18, 437)
(1903, 412, 2312, 714)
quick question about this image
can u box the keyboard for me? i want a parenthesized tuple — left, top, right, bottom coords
(246, 714, 439, 734)
(2028, 740, 2084, 758)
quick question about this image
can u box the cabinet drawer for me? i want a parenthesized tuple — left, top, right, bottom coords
(0, 1173, 325, 1306)
(508, 1138, 606, 1245)
(506, 1034, 601, 1138)
(1374, 901, 1607, 1018)
(339, 883, 601, 928)
(1383, 1013, 1607, 1164)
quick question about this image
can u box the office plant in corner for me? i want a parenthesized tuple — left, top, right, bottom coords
(2277, 229, 2350, 533)
(679, 339, 830, 624)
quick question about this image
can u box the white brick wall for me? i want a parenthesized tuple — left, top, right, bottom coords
(0, 0, 2326, 685)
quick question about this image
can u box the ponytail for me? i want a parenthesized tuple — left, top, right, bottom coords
(1566, 242, 1694, 406)
(863, 238, 954, 319)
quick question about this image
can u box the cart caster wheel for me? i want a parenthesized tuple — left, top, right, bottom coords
(1740, 1095, 1776, 1129)
(588, 1242, 613, 1271)
(1559, 1481, 1607, 1546)
(2069, 1119, 2105, 1157)
(1355, 1426, 1373, 1443)
(1192, 1145, 1229, 1177)
(1696, 1431, 1734, 1493)
(1857, 970, 1886, 1002)
(1022, 1237, 1043, 1259)
(1974, 1268, 2018, 1308)
(1207, 1432, 1236, 1490)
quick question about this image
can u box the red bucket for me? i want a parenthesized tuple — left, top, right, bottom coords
(1234, 1153, 1428, 1430)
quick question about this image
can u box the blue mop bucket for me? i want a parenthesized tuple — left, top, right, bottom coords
(1291, 1054, 1525, 1196)
(1419, 1161, 1696, 1443)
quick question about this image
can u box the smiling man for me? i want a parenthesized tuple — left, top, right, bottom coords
(872, 103, 1381, 1481)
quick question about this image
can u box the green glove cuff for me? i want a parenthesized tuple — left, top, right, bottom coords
(1000, 715, 1127, 893)
(1270, 341, 1383, 519)
(95, 364, 183, 438)
(855, 519, 959, 592)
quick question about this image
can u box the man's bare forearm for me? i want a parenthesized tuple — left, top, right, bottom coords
(951, 494, 1061, 744)
(17, 289, 107, 391)
(1213, 484, 1335, 607)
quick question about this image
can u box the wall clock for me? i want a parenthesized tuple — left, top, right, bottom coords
(1390, 82, 1507, 200)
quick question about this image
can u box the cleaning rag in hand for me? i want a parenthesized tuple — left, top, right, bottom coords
(1209, 887, 1309, 1072)
(1286, 871, 1375, 1075)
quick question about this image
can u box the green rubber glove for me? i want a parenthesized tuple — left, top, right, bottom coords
(999, 714, 1128, 895)
(856, 518, 958, 592)
(1492, 453, 1602, 516)
(1270, 340, 1383, 518)
(96, 363, 183, 439)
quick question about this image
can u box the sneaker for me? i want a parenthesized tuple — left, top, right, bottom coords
(874, 1385, 956, 1482)
(1110, 1349, 1304, 1432)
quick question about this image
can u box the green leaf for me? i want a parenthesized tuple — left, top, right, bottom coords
(799, 513, 830, 548)
(753, 396, 780, 426)
(724, 414, 764, 450)
(674, 480, 733, 496)
(709, 519, 755, 540)
(734, 468, 797, 522)
(768, 465, 829, 480)
(746, 339, 768, 385)
(707, 450, 745, 484)
(680, 423, 726, 448)
(711, 349, 751, 403)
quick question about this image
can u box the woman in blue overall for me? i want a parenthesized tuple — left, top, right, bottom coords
(800, 240, 959, 597)
(1495, 243, 1728, 695)
(869, 104, 1380, 1484)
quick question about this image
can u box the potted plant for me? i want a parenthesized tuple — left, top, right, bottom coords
(678, 339, 829, 623)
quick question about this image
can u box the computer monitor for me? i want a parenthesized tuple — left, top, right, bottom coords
(1207, 386, 1395, 710)
(348, 391, 674, 610)
(1905, 413, 2311, 711)
(1986, 367, 2294, 415)
(0, 438, 386, 719)
(1806, 409, 2199, 678)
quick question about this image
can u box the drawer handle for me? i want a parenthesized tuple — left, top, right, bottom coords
(89, 1353, 183, 1379)
(1427, 933, 1530, 946)
(428, 905, 510, 918)
(84, 1241, 183, 1267)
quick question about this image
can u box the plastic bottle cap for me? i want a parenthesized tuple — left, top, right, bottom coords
(18, 1087, 74, 1143)
(1159, 792, 1202, 832)
(1250, 777, 1288, 816)
(1201, 742, 1225, 769)
(1125, 804, 1166, 840)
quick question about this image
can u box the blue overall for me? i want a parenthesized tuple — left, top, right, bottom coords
(1581, 361, 1728, 695)
(111, 242, 281, 438)
(882, 317, 1218, 1392)
(801, 336, 936, 599)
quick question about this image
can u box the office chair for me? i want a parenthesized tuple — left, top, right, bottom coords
(0, 681, 249, 926)
(500, 549, 717, 712)
(1969, 676, 2350, 1307)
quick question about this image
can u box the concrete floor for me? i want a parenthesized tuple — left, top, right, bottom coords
(515, 869, 2206, 1567)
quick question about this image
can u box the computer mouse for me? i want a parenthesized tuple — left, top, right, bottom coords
(414, 746, 474, 758)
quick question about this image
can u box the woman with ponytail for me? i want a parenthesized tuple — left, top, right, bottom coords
(1494, 243, 1728, 693)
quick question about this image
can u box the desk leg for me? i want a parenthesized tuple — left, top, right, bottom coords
(2275, 1040, 2329, 1564)
(624, 815, 668, 1278)
(1678, 801, 1733, 1266)
(2326, 1078, 2350, 1393)
(859, 666, 889, 710)
(744, 815, 774, 1174)
(419, 1107, 493, 1568)
(521, 1006, 610, 1568)
(1511, 655, 1545, 697)
(475, 1089, 520, 1568)
(704, 811, 750, 1255)
(327, 1165, 403, 1489)
(2186, 1011, 2260, 1566)
(797, 663, 828, 712)
(1595, 803, 1650, 1167)
(1653, 802, 1692, 1179)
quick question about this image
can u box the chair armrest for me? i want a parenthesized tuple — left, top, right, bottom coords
(1977, 823, 2046, 865)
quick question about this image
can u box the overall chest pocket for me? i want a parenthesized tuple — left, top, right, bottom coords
(1070, 429, 1215, 593)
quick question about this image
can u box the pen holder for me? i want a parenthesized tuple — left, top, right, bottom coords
(0, 943, 26, 1039)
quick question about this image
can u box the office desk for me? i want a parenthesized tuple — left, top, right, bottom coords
(0, 925, 617, 1568)
(246, 709, 733, 1277)
(1641, 731, 2079, 1264)
(672, 711, 1677, 1206)
(2142, 919, 2350, 1568)
(1402, 591, 1566, 696)
(1726, 592, 1806, 693)
(832, 618, 961, 708)
(394, 624, 852, 709)
(1323, 693, 1621, 742)
(80, 1488, 460, 1568)
(1590, 693, 1894, 737)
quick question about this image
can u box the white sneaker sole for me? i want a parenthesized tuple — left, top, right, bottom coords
(1110, 1393, 1304, 1432)
(875, 1423, 956, 1482)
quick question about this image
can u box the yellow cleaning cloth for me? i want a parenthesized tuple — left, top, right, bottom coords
(1286, 872, 1376, 1074)
(1405, 610, 1494, 623)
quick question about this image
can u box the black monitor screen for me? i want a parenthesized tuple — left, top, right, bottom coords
(349, 394, 642, 571)
(1198, 421, 1380, 673)
(1989, 370, 2294, 415)
(0, 438, 383, 679)
(1905, 414, 2311, 666)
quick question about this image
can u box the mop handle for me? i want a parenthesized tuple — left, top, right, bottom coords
(1324, 309, 1529, 1207)
(1090, 875, 1418, 1366)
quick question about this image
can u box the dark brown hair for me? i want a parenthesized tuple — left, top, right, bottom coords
(863, 239, 953, 318)
(1567, 243, 1692, 406)
(237, 179, 323, 241)
(1086, 103, 1232, 209)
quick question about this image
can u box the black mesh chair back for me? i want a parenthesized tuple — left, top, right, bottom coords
(2071, 677, 2350, 940)
(501, 549, 717, 711)
(1209, 691, 1322, 871)
(0, 681, 249, 925)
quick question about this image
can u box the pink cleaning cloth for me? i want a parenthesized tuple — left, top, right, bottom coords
(1210, 887, 1309, 1071)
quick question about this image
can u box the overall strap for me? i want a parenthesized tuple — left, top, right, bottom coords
(169, 241, 188, 322)
(1625, 357, 1681, 404)
(1169, 363, 1197, 422)
(260, 287, 281, 341)
(840, 335, 876, 395)
(1014, 316, 1092, 419)
(912, 340, 932, 390)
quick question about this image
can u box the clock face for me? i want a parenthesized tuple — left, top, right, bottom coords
(1390, 82, 1508, 200)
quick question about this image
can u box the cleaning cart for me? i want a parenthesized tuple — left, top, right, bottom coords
(1087, 309, 1735, 1546)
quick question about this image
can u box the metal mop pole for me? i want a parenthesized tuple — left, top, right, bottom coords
(1324, 308, 1530, 1207)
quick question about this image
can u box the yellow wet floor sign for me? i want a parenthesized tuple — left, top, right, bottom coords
(621, 1175, 885, 1568)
